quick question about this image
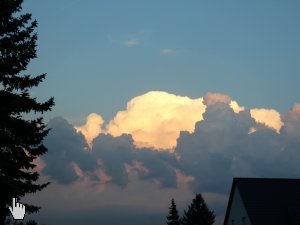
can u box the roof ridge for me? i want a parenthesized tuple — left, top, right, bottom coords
(234, 177, 300, 181)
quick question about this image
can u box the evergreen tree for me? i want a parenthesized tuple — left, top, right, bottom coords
(166, 198, 180, 225)
(181, 194, 215, 225)
(5, 217, 38, 225)
(0, 0, 54, 224)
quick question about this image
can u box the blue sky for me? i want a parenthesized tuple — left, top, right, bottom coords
(18, 1, 300, 225)
(23, 0, 300, 122)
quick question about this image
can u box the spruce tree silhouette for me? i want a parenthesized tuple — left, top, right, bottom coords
(166, 198, 180, 225)
(0, 0, 54, 224)
(181, 194, 215, 225)
(5, 217, 39, 225)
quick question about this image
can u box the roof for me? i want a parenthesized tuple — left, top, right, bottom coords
(223, 178, 300, 225)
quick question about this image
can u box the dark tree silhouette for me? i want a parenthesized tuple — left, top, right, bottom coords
(5, 217, 38, 225)
(0, 0, 54, 224)
(181, 194, 215, 225)
(166, 198, 180, 225)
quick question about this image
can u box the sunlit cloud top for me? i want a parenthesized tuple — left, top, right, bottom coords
(106, 91, 205, 150)
(74, 91, 285, 151)
(75, 113, 104, 148)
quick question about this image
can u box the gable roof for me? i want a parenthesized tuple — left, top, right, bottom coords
(224, 178, 300, 225)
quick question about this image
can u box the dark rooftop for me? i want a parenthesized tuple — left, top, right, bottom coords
(224, 178, 300, 225)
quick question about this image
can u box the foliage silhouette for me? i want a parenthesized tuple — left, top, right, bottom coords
(166, 198, 180, 225)
(0, 0, 54, 224)
(5, 217, 50, 225)
(181, 194, 215, 225)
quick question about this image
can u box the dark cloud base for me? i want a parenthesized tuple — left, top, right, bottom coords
(43, 117, 179, 189)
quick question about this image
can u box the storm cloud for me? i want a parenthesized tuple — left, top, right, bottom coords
(175, 99, 300, 193)
(41, 92, 300, 196)
(36, 92, 300, 225)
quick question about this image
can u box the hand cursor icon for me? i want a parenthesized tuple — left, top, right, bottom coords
(9, 198, 26, 220)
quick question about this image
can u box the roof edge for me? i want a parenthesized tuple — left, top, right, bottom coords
(223, 178, 238, 225)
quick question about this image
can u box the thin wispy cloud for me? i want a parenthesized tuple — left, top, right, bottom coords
(124, 38, 140, 47)
(107, 30, 153, 49)
(107, 35, 140, 47)
(160, 48, 177, 56)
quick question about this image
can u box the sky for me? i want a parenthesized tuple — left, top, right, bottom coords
(16, 1, 300, 225)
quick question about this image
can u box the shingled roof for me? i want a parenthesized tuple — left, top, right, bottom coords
(224, 178, 300, 225)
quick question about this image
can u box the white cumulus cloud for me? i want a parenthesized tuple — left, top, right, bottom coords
(106, 91, 205, 151)
(75, 113, 104, 148)
(250, 108, 283, 133)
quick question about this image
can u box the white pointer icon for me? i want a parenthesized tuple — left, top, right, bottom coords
(9, 198, 26, 220)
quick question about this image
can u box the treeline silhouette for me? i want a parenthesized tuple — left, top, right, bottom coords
(5, 218, 47, 225)
(0, 0, 54, 224)
(166, 194, 215, 225)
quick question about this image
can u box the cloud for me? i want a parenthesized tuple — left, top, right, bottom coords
(106, 91, 205, 150)
(229, 100, 245, 113)
(124, 38, 140, 47)
(74, 113, 104, 148)
(203, 92, 232, 106)
(175, 100, 300, 194)
(37, 92, 300, 225)
(91, 133, 179, 188)
(250, 108, 283, 133)
(176, 103, 255, 193)
(43, 117, 98, 184)
(43, 117, 179, 189)
(107, 34, 141, 47)
(43, 94, 300, 194)
(281, 103, 300, 139)
(74, 92, 280, 152)
(203, 92, 245, 113)
(160, 48, 177, 55)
